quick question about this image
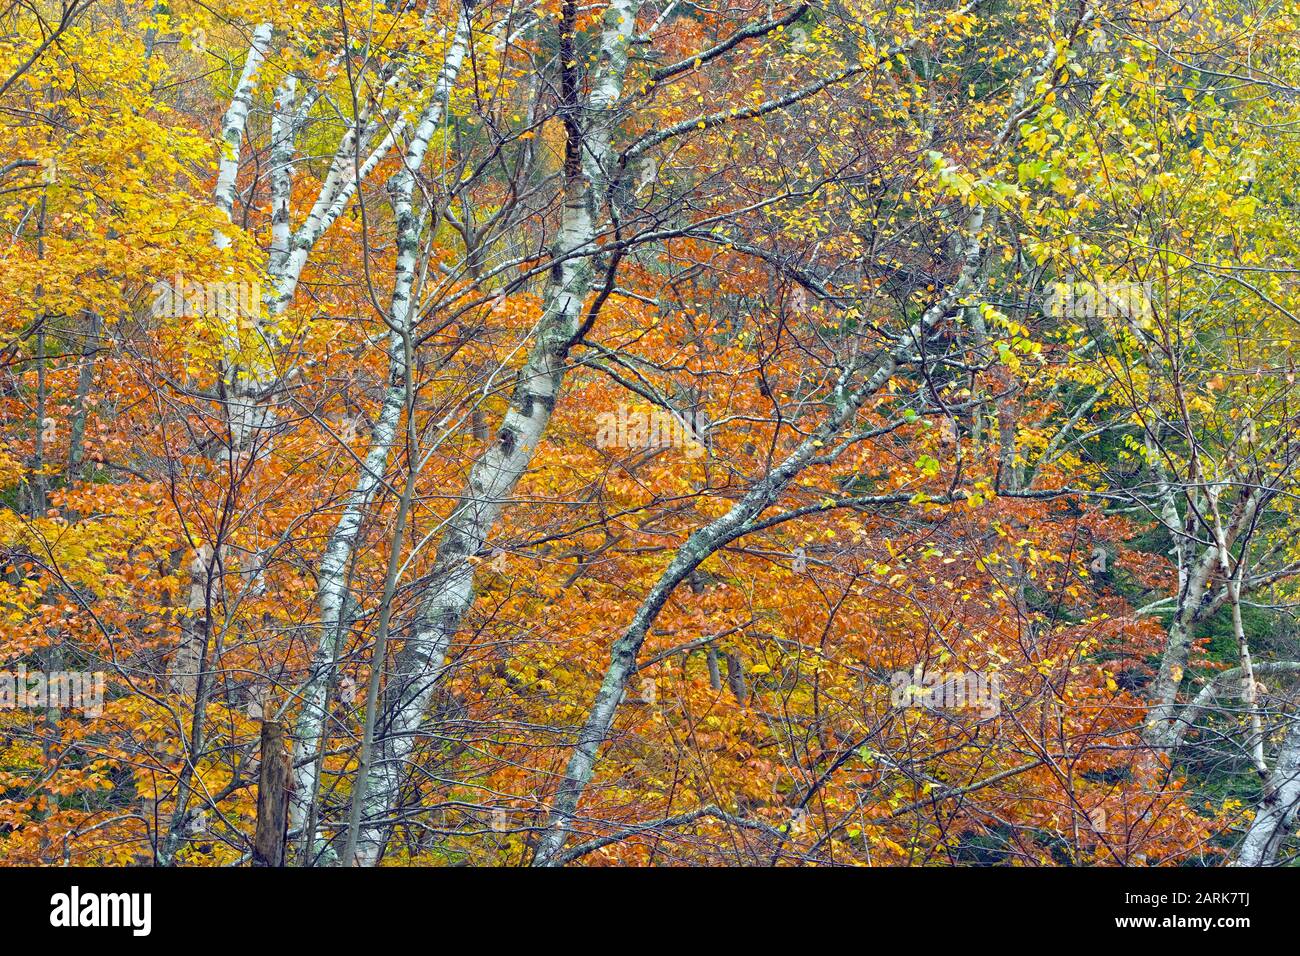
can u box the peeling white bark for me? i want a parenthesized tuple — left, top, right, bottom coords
(1144, 482, 1263, 752)
(270, 116, 402, 316)
(269, 72, 299, 276)
(173, 23, 440, 697)
(1236, 715, 1300, 865)
(1208, 487, 1268, 775)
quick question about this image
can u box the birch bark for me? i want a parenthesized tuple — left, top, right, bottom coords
(169, 22, 274, 698)
(1236, 716, 1300, 865)
(172, 18, 450, 695)
(347, 0, 642, 865)
(288, 9, 474, 854)
(528, 4, 1100, 860)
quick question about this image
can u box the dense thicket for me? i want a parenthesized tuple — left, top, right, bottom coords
(2, 0, 1299, 866)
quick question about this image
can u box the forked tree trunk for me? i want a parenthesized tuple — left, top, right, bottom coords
(289, 7, 474, 858)
(348, 0, 644, 865)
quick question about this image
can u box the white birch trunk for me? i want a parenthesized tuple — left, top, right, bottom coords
(172, 24, 427, 696)
(348, 0, 642, 865)
(1144, 489, 1259, 751)
(269, 115, 403, 316)
(288, 10, 473, 854)
(1236, 715, 1300, 866)
(161, 22, 276, 861)
(269, 72, 298, 276)
(170, 22, 273, 696)
(1208, 487, 1268, 775)
(213, 23, 272, 246)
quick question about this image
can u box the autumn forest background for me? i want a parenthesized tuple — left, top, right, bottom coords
(1, 0, 1300, 867)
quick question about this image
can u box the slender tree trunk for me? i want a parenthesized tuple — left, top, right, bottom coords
(1209, 487, 1267, 775)
(288, 9, 472, 855)
(65, 309, 100, 482)
(253, 721, 291, 867)
(531, 207, 994, 863)
(342, 410, 420, 866)
(171, 22, 273, 697)
(1236, 715, 1300, 866)
(348, 0, 643, 865)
